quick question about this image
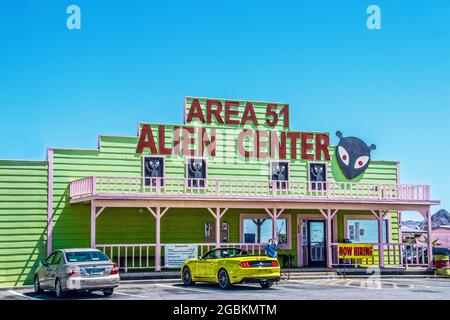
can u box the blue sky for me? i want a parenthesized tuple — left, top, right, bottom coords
(0, 1, 449, 220)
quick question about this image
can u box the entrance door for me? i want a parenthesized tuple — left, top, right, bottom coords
(307, 221, 326, 267)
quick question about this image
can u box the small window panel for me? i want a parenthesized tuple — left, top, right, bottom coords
(309, 162, 327, 191)
(186, 158, 207, 188)
(143, 156, 165, 187)
(270, 161, 289, 190)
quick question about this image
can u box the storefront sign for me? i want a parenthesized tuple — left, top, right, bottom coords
(164, 244, 198, 268)
(337, 244, 374, 259)
(136, 97, 331, 161)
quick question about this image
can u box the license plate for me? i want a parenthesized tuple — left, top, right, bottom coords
(86, 268, 105, 275)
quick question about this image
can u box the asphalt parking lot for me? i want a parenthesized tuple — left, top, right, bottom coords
(2, 276, 450, 300)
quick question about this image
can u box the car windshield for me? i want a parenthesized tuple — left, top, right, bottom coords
(65, 251, 110, 263)
(202, 248, 248, 259)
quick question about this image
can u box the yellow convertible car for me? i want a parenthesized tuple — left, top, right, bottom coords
(181, 247, 280, 289)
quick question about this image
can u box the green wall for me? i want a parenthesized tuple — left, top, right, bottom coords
(0, 160, 48, 287)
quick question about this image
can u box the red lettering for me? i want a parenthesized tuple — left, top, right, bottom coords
(280, 105, 289, 129)
(158, 126, 172, 155)
(240, 103, 259, 126)
(173, 126, 181, 156)
(237, 130, 254, 158)
(270, 131, 287, 159)
(225, 101, 240, 125)
(199, 128, 216, 157)
(136, 125, 157, 154)
(287, 132, 300, 160)
(182, 127, 196, 156)
(255, 130, 268, 159)
(315, 134, 330, 161)
(206, 100, 224, 124)
(186, 99, 205, 123)
(265, 104, 278, 127)
(301, 133, 314, 160)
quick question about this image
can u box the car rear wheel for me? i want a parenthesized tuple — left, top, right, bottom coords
(34, 276, 43, 294)
(103, 288, 114, 297)
(260, 280, 274, 289)
(218, 269, 232, 289)
(182, 266, 195, 286)
(55, 279, 64, 299)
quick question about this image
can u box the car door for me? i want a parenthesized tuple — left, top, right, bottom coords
(40, 253, 55, 289)
(47, 251, 62, 288)
(197, 250, 217, 280)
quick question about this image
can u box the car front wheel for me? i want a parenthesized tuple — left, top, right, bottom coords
(55, 279, 64, 299)
(218, 269, 232, 289)
(260, 280, 274, 289)
(34, 276, 43, 294)
(182, 267, 195, 286)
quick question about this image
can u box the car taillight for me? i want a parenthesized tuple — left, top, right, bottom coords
(110, 263, 119, 275)
(67, 265, 80, 277)
(272, 260, 279, 267)
(239, 261, 251, 268)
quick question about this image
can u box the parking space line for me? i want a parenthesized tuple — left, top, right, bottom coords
(153, 283, 219, 294)
(114, 291, 154, 299)
(7, 290, 41, 300)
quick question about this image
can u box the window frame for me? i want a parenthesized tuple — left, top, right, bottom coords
(269, 160, 290, 190)
(185, 157, 208, 189)
(343, 214, 392, 244)
(240, 213, 292, 249)
(142, 155, 166, 188)
(308, 161, 328, 191)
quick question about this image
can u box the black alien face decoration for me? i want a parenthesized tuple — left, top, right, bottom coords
(335, 131, 376, 180)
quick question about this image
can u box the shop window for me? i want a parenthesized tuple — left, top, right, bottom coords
(270, 161, 289, 189)
(346, 219, 388, 243)
(143, 156, 165, 187)
(242, 217, 289, 246)
(187, 158, 207, 188)
(309, 162, 327, 191)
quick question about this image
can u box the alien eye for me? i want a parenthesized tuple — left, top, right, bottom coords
(354, 156, 369, 169)
(338, 146, 349, 166)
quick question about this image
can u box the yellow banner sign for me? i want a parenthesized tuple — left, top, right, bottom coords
(338, 244, 374, 258)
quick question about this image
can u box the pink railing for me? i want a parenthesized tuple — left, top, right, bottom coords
(331, 243, 429, 267)
(97, 242, 264, 272)
(69, 177, 95, 198)
(70, 176, 431, 202)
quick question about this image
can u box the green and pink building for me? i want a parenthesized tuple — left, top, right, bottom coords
(0, 96, 440, 287)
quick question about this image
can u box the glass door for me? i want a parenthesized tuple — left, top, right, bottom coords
(307, 220, 326, 267)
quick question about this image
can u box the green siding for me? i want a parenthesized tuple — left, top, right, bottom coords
(0, 160, 48, 288)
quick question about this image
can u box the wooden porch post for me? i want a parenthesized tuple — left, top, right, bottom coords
(147, 207, 170, 272)
(207, 208, 228, 248)
(90, 200, 96, 248)
(422, 208, 433, 268)
(265, 208, 285, 243)
(320, 209, 338, 268)
(371, 210, 387, 268)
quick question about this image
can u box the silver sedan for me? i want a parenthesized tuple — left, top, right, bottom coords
(34, 248, 120, 298)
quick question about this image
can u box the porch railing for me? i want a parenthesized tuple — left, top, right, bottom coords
(96, 242, 264, 272)
(331, 243, 429, 267)
(71, 176, 431, 202)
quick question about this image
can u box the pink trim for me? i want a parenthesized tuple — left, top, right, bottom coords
(296, 213, 326, 267)
(343, 213, 392, 243)
(70, 176, 436, 203)
(239, 213, 292, 249)
(91, 200, 96, 248)
(47, 149, 54, 255)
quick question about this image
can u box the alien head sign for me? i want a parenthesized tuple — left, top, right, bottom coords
(335, 131, 376, 180)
